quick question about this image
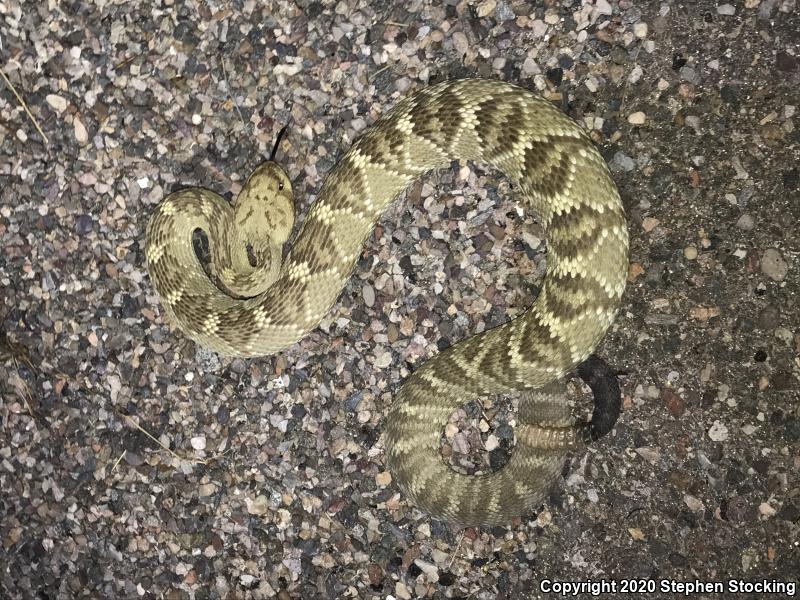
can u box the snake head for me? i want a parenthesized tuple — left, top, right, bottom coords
(234, 161, 295, 244)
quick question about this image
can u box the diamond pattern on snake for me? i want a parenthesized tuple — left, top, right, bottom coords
(145, 79, 629, 526)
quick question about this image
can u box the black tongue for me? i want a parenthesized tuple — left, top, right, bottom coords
(269, 121, 292, 161)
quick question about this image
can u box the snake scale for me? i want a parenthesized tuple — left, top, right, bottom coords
(145, 79, 628, 526)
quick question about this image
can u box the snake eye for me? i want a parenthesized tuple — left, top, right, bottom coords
(278, 182, 284, 191)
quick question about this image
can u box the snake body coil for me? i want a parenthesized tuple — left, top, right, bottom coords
(146, 79, 628, 526)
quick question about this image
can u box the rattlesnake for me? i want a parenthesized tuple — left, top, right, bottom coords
(145, 79, 628, 526)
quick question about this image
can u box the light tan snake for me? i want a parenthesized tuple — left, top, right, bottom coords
(145, 79, 628, 526)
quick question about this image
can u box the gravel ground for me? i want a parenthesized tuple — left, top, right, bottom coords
(1, 1, 798, 598)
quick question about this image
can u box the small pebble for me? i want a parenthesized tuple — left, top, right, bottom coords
(544, 12, 561, 25)
(679, 66, 698, 83)
(247, 495, 270, 516)
(611, 151, 636, 172)
(708, 420, 729, 442)
(452, 31, 469, 56)
(594, 0, 613, 15)
(629, 527, 646, 540)
(476, 0, 496, 18)
(46, 94, 68, 113)
(760, 248, 788, 281)
(642, 217, 659, 232)
(190, 436, 206, 450)
(628, 111, 646, 125)
(495, 0, 515, 20)
(74, 117, 89, 144)
(362, 284, 375, 308)
(759, 502, 777, 517)
(736, 213, 754, 230)
(716, 3, 736, 15)
(75, 214, 93, 234)
(684, 494, 705, 512)
(683, 245, 698, 260)
(530, 19, 548, 37)
(395, 582, 412, 600)
(635, 447, 661, 463)
(684, 115, 701, 132)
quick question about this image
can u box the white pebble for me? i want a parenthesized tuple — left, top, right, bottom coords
(708, 420, 729, 441)
(594, 0, 613, 15)
(531, 19, 548, 37)
(362, 284, 375, 307)
(759, 502, 776, 517)
(46, 94, 68, 113)
(628, 111, 646, 125)
(452, 31, 469, 56)
(684, 115, 701, 132)
(247, 495, 270, 515)
(74, 116, 89, 144)
(717, 3, 735, 15)
(684, 494, 705, 512)
(190, 436, 206, 450)
(544, 12, 560, 24)
(522, 57, 540, 75)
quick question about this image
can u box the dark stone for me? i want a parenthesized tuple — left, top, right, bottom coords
(776, 51, 798, 72)
(783, 168, 799, 191)
(546, 67, 563, 86)
(488, 447, 510, 470)
(399, 255, 413, 274)
(778, 503, 799, 522)
(274, 42, 296, 57)
(668, 552, 687, 567)
(720, 84, 740, 108)
(751, 459, 769, 476)
(672, 53, 687, 70)
(75, 214, 93, 234)
(757, 305, 781, 329)
(601, 117, 618, 138)
(726, 496, 749, 522)
(771, 372, 794, 390)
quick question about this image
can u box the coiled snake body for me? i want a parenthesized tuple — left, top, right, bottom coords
(146, 79, 628, 526)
